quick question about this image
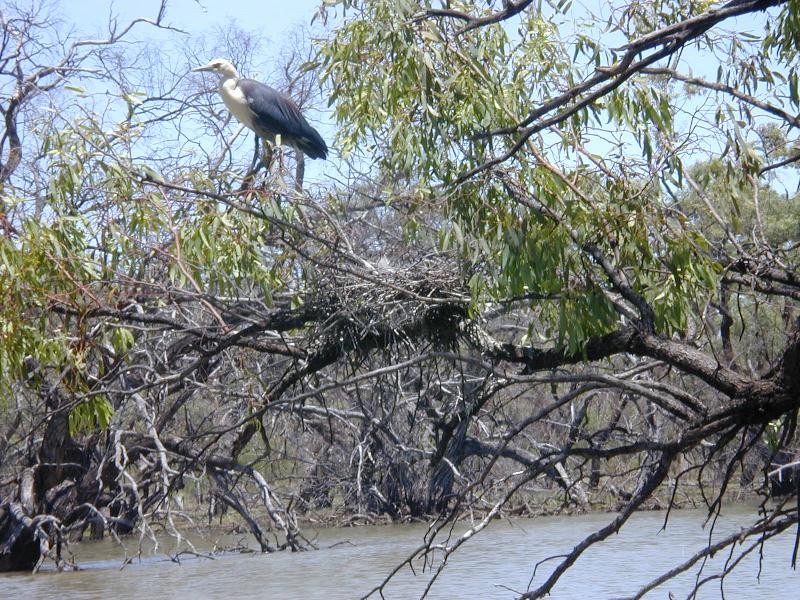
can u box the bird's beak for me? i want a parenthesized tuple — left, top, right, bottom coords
(192, 63, 213, 73)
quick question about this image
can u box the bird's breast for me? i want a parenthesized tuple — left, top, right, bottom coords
(219, 79, 254, 130)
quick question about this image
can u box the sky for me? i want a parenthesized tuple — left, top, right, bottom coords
(60, 0, 326, 45)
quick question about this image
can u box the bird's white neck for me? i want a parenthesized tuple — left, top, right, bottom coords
(217, 70, 239, 87)
(218, 76, 253, 129)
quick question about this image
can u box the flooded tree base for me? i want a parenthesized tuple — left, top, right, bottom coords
(0, 501, 59, 572)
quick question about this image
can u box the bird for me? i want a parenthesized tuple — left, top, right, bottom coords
(193, 58, 328, 160)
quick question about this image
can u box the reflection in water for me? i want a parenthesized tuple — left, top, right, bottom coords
(1, 506, 797, 599)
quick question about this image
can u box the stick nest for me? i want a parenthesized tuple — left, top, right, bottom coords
(311, 252, 470, 353)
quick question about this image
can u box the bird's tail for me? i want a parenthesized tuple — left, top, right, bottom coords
(296, 129, 328, 160)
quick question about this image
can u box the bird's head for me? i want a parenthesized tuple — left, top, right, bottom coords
(192, 58, 239, 80)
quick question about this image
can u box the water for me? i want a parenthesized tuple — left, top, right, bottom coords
(1, 506, 797, 599)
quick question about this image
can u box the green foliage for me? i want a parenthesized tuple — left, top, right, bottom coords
(321, 0, 558, 181)
(765, 0, 800, 64)
(110, 327, 135, 357)
(682, 159, 800, 249)
(0, 213, 91, 396)
(320, 0, 799, 351)
(0, 114, 290, 399)
(68, 396, 114, 437)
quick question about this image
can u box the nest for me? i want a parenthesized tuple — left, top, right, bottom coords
(311, 252, 470, 354)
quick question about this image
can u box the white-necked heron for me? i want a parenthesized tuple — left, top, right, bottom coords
(193, 58, 328, 160)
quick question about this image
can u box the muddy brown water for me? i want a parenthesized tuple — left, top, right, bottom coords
(1, 506, 797, 599)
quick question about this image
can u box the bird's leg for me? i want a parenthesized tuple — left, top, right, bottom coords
(262, 142, 274, 173)
(248, 135, 261, 174)
(265, 134, 285, 176)
(294, 150, 305, 193)
(240, 136, 262, 191)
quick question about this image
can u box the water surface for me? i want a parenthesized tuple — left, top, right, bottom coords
(1, 506, 797, 599)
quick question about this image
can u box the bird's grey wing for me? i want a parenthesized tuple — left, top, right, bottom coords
(238, 79, 327, 159)
(239, 80, 307, 138)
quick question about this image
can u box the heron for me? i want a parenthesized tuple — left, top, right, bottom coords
(193, 58, 328, 161)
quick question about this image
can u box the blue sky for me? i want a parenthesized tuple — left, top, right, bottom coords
(60, 0, 325, 46)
